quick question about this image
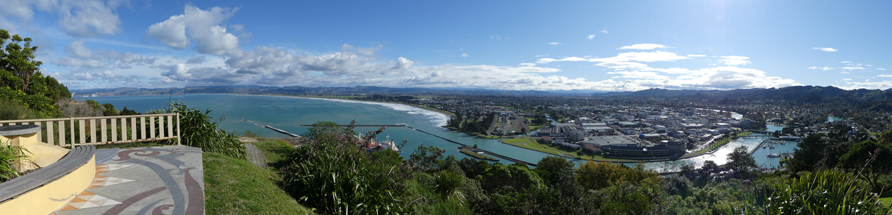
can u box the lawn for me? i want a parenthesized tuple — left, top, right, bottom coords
(203, 138, 315, 214)
(499, 137, 633, 162)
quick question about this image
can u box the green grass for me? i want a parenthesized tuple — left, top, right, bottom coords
(499, 137, 632, 162)
(459, 147, 498, 161)
(203, 138, 314, 215)
(881, 197, 892, 209)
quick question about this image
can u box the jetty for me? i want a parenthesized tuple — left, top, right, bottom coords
(300, 124, 407, 127)
(265, 125, 301, 137)
(406, 126, 537, 166)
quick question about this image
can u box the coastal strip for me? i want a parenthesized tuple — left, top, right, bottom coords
(406, 126, 536, 166)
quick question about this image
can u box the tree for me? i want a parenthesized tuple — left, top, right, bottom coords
(478, 163, 544, 193)
(535, 156, 574, 184)
(789, 134, 827, 172)
(0, 30, 41, 92)
(838, 140, 892, 192)
(727, 146, 756, 177)
(102, 103, 118, 116)
(576, 161, 659, 190)
(0, 29, 69, 117)
(702, 160, 719, 170)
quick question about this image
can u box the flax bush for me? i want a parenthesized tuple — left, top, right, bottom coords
(767, 169, 890, 214)
(0, 140, 30, 182)
(282, 121, 413, 214)
(164, 102, 246, 159)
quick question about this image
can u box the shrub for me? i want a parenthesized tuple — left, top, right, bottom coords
(0, 97, 41, 120)
(164, 102, 246, 159)
(282, 121, 412, 214)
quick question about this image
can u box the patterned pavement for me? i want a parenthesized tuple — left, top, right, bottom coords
(52, 145, 204, 215)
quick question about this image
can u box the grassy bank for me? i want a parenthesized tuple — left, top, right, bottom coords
(204, 138, 314, 214)
(500, 137, 634, 162)
(680, 131, 753, 159)
(459, 147, 499, 161)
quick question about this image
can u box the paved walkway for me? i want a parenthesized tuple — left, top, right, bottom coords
(52, 145, 204, 215)
(244, 143, 268, 169)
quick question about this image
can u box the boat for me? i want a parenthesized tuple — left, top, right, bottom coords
(767, 153, 781, 158)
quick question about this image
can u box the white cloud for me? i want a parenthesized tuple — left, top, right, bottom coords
(808, 66, 833, 71)
(537, 51, 689, 64)
(187, 56, 206, 64)
(607, 71, 667, 79)
(0, 0, 123, 37)
(879, 68, 887, 71)
(64, 41, 92, 58)
(718, 56, 750, 66)
(145, 4, 240, 55)
(877, 74, 892, 78)
(687, 54, 706, 57)
(1, 0, 35, 22)
(599, 29, 609, 34)
(840, 71, 851, 74)
(58, 0, 123, 37)
(519, 63, 535, 67)
(586, 34, 595, 40)
(619, 44, 667, 50)
(840, 61, 852, 64)
(461, 53, 469, 57)
(547, 42, 561, 45)
(597, 62, 648, 70)
(52, 58, 105, 68)
(812, 47, 837, 52)
(841, 67, 864, 70)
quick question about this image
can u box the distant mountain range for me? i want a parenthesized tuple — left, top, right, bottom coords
(595, 86, 892, 103)
(72, 85, 892, 105)
(71, 85, 598, 97)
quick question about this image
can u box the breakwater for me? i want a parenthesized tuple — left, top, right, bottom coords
(264, 125, 300, 137)
(406, 126, 537, 166)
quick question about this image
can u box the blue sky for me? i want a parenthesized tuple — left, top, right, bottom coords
(2, 0, 890, 91)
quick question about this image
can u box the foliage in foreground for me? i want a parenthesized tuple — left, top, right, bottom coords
(0, 140, 30, 182)
(767, 169, 889, 214)
(165, 102, 246, 159)
(281, 121, 892, 214)
(282, 121, 414, 214)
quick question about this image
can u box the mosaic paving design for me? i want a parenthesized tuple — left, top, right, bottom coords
(52, 146, 204, 215)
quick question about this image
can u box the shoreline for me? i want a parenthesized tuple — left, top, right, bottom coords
(292, 95, 455, 117)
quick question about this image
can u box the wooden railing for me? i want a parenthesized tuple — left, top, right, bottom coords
(0, 113, 180, 148)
